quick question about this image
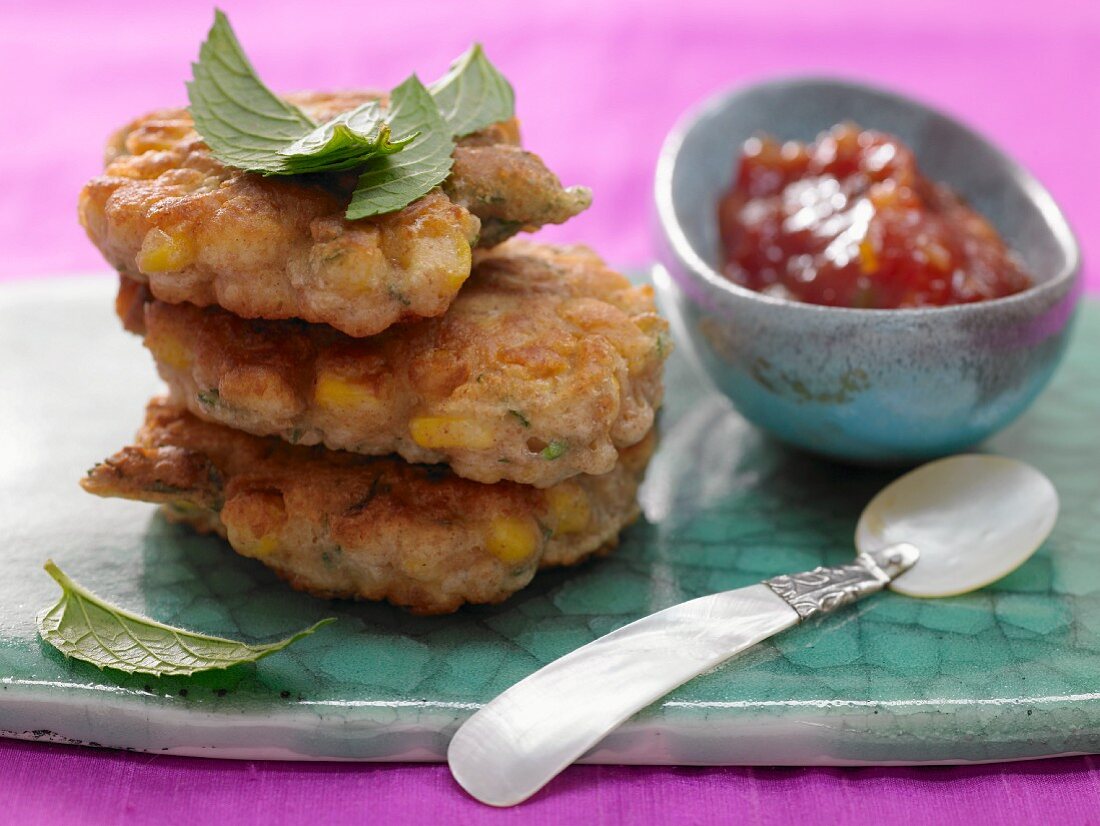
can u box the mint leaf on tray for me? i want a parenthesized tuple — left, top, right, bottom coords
(37, 560, 333, 677)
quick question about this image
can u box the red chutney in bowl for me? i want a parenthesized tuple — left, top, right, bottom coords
(717, 123, 1033, 308)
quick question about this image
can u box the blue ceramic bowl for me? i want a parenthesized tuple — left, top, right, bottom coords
(654, 77, 1082, 464)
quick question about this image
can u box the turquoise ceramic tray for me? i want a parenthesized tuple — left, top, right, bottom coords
(1, 276, 1098, 763)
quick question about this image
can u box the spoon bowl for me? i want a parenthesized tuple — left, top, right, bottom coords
(856, 454, 1059, 597)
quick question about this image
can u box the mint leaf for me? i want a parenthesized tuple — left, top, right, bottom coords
(430, 44, 515, 138)
(188, 13, 403, 177)
(186, 10, 317, 173)
(347, 75, 455, 219)
(37, 560, 333, 677)
(187, 13, 517, 218)
(278, 102, 413, 175)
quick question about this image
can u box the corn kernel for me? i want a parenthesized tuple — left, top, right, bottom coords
(225, 525, 281, 559)
(486, 516, 540, 564)
(224, 490, 287, 559)
(445, 239, 473, 291)
(166, 501, 204, 518)
(314, 372, 375, 411)
(409, 416, 494, 450)
(248, 535, 281, 558)
(147, 331, 192, 371)
(546, 484, 591, 535)
(137, 228, 194, 273)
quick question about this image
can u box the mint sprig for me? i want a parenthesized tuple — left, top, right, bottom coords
(187, 11, 515, 218)
(37, 560, 333, 677)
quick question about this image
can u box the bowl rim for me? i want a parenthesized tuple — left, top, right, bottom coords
(654, 74, 1083, 319)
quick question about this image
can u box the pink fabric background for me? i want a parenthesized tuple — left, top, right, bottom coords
(2, 0, 1098, 822)
(1, 0, 1097, 284)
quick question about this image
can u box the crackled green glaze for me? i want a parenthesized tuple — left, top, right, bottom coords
(0, 278, 1098, 763)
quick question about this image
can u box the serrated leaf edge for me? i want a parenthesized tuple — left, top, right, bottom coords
(37, 560, 334, 677)
(187, 10, 317, 173)
(429, 43, 516, 138)
(346, 74, 455, 219)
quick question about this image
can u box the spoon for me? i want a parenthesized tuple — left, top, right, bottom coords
(447, 454, 1058, 807)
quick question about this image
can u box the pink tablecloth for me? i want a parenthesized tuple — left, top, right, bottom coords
(2, 0, 1098, 823)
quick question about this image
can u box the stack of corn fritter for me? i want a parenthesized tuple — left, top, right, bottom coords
(77, 88, 669, 614)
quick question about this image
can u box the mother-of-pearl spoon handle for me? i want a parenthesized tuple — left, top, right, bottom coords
(448, 543, 919, 807)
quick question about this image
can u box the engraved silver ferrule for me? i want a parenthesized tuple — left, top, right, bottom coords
(763, 542, 920, 622)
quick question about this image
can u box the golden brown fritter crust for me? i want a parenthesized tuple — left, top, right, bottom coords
(121, 241, 669, 488)
(80, 91, 590, 338)
(444, 140, 592, 248)
(82, 399, 654, 614)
